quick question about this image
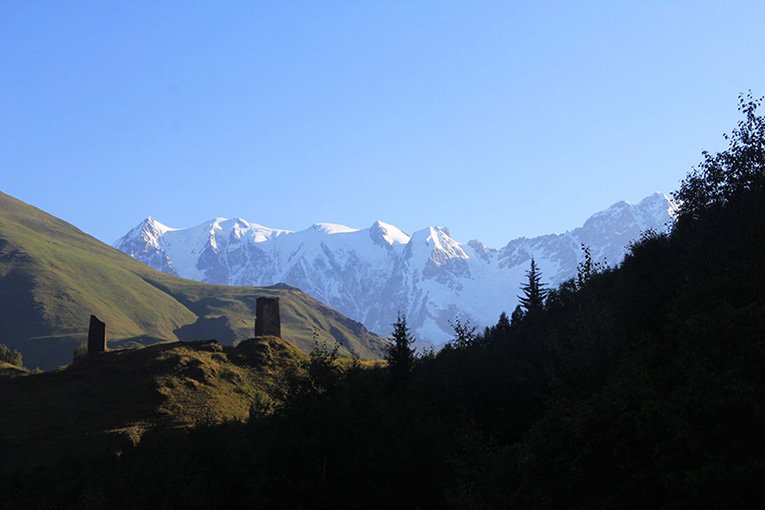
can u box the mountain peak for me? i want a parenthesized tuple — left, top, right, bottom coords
(408, 226, 468, 263)
(115, 217, 173, 247)
(638, 192, 679, 215)
(369, 220, 410, 246)
(309, 223, 358, 235)
(114, 192, 677, 346)
(230, 217, 250, 226)
(144, 216, 172, 233)
(410, 225, 452, 240)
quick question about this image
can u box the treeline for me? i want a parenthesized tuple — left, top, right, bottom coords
(3, 94, 765, 509)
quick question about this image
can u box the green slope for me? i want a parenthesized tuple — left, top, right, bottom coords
(0, 337, 306, 471)
(0, 191, 387, 369)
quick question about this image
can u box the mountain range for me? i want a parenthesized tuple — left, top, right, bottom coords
(114, 192, 678, 345)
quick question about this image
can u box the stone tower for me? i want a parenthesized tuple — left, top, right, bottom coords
(255, 297, 281, 338)
(88, 315, 107, 352)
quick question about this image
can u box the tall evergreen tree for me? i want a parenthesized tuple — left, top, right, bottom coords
(518, 258, 548, 314)
(510, 305, 524, 327)
(385, 312, 416, 384)
(496, 311, 512, 332)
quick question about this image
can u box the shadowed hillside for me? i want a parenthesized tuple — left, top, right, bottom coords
(0, 336, 305, 472)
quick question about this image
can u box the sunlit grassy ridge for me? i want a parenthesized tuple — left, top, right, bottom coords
(0, 361, 26, 377)
(0, 191, 387, 369)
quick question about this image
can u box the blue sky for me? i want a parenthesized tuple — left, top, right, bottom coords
(2, 1, 764, 248)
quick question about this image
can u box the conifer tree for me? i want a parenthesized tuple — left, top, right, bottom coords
(510, 305, 525, 327)
(518, 258, 548, 315)
(385, 312, 416, 384)
(496, 311, 512, 332)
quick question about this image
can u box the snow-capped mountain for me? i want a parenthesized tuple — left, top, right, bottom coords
(114, 192, 677, 345)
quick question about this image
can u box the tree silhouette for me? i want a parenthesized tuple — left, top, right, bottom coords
(510, 305, 524, 327)
(576, 244, 605, 290)
(448, 316, 478, 350)
(496, 310, 512, 332)
(674, 92, 765, 218)
(518, 258, 548, 315)
(385, 312, 416, 384)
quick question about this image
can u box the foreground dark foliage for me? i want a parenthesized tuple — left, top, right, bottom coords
(3, 97, 765, 509)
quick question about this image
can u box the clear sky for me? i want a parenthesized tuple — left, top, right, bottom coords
(2, 1, 764, 248)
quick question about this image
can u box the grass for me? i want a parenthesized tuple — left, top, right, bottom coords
(0, 336, 307, 472)
(0, 191, 388, 370)
(0, 361, 26, 377)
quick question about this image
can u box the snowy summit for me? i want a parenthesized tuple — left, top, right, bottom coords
(114, 192, 678, 345)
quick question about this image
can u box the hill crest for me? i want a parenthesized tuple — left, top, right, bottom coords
(0, 191, 387, 370)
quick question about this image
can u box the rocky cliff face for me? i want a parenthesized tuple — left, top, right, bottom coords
(114, 192, 677, 345)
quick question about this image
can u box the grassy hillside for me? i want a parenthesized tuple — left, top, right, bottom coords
(0, 191, 387, 369)
(0, 336, 306, 472)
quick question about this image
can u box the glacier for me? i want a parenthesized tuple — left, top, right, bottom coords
(114, 192, 678, 346)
